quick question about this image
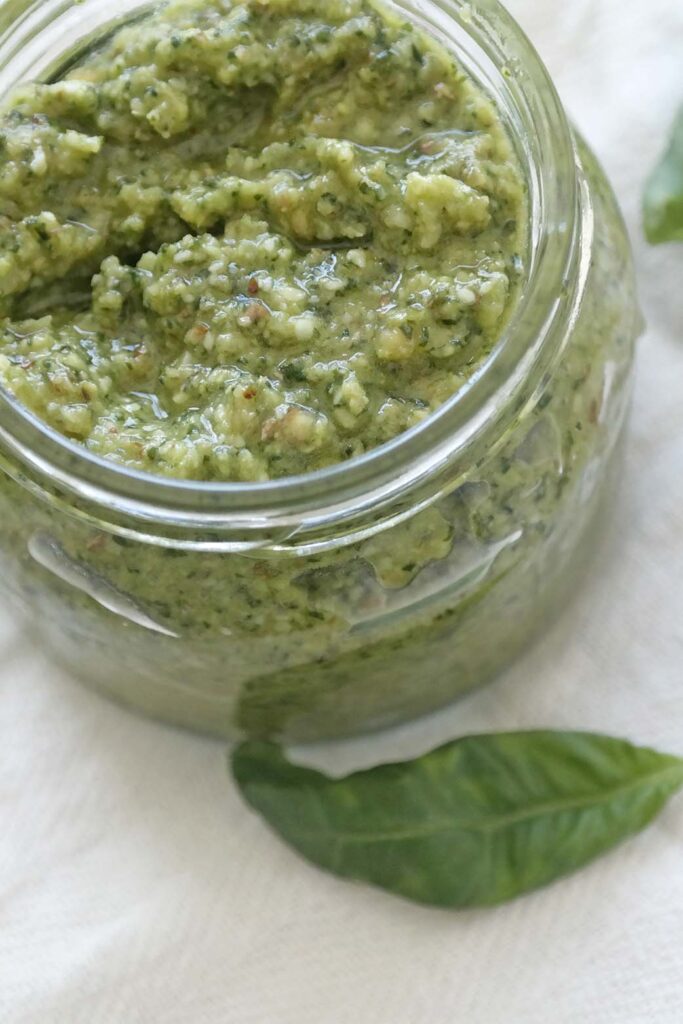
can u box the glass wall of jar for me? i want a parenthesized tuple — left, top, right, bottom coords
(0, 0, 641, 740)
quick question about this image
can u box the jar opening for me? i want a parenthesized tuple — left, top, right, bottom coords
(0, 0, 579, 548)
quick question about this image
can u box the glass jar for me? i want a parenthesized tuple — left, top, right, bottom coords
(0, 0, 640, 740)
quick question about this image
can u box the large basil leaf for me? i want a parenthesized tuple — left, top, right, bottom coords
(232, 733, 683, 908)
(644, 106, 683, 244)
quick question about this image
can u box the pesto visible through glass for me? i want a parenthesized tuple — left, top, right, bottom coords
(0, 0, 639, 741)
(0, 0, 526, 481)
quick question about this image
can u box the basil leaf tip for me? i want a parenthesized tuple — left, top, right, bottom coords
(644, 105, 683, 244)
(231, 732, 683, 909)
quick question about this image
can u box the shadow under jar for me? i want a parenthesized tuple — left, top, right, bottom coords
(0, 0, 640, 740)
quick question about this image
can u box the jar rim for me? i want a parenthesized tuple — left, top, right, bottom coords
(0, 0, 580, 546)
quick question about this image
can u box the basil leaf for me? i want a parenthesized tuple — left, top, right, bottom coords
(644, 106, 683, 244)
(232, 733, 683, 908)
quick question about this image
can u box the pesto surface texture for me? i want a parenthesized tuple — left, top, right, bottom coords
(0, 0, 525, 480)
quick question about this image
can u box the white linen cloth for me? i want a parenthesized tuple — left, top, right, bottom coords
(2, 1, 683, 1020)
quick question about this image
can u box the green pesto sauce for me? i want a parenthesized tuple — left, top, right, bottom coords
(0, 0, 525, 481)
(0, 0, 638, 742)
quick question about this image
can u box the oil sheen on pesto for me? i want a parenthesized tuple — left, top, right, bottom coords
(0, 0, 526, 481)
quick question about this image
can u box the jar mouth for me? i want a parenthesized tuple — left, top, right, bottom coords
(0, 0, 579, 545)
